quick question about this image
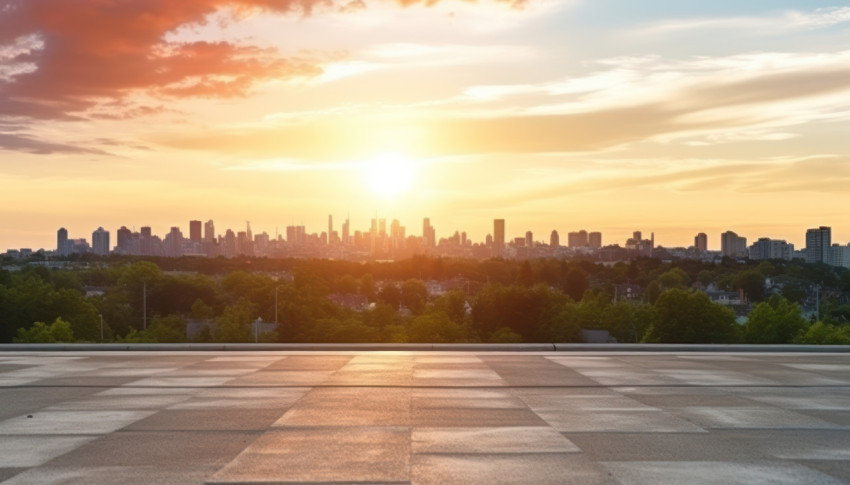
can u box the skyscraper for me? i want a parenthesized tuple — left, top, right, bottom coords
(493, 219, 505, 258)
(204, 220, 215, 242)
(695, 233, 708, 251)
(806, 226, 831, 264)
(140, 226, 152, 256)
(568, 230, 588, 248)
(423, 218, 435, 248)
(116, 226, 132, 252)
(92, 227, 110, 256)
(589, 232, 602, 249)
(550, 230, 559, 248)
(189, 220, 202, 242)
(57, 227, 68, 256)
(525, 231, 533, 249)
(328, 215, 333, 244)
(721, 231, 740, 258)
(342, 217, 350, 245)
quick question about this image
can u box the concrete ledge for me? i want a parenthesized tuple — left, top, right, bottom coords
(0, 343, 848, 352)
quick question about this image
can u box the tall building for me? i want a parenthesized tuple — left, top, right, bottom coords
(589, 232, 602, 249)
(116, 226, 132, 253)
(328, 215, 333, 244)
(525, 231, 533, 249)
(165, 226, 183, 258)
(342, 217, 350, 245)
(695, 233, 708, 251)
(92, 227, 110, 256)
(57, 227, 68, 256)
(422, 218, 436, 248)
(826, 244, 850, 268)
(204, 220, 215, 242)
(189, 220, 202, 242)
(493, 219, 505, 258)
(140, 226, 152, 256)
(806, 226, 831, 264)
(749, 238, 794, 261)
(550, 230, 559, 248)
(568, 230, 588, 248)
(721, 231, 740, 258)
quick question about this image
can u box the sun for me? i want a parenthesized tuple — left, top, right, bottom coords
(365, 153, 416, 198)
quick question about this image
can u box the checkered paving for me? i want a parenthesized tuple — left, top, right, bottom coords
(0, 351, 849, 484)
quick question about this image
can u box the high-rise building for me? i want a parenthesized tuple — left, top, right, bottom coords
(749, 238, 794, 261)
(57, 227, 68, 256)
(342, 217, 350, 245)
(165, 226, 183, 258)
(806, 226, 831, 264)
(223, 229, 236, 258)
(721, 231, 740, 258)
(116, 226, 132, 252)
(140, 226, 152, 255)
(826, 244, 850, 268)
(550, 230, 559, 248)
(589, 232, 602, 249)
(92, 227, 110, 256)
(328, 215, 333, 244)
(189, 220, 202, 242)
(493, 219, 505, 258)
(204, 220, 215, 242)
(568, 230, 588, 248)
(525, 231, 533, 249)
(695, 233, 708, 251)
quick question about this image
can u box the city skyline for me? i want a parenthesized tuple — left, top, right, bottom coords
(3, 2, 850, 252)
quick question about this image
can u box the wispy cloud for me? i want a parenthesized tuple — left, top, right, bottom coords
(636, 6, 850, 35)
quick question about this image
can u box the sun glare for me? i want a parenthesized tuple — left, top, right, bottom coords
(365, 153, 416, 198)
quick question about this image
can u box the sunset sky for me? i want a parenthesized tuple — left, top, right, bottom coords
(2, 0, 850, 251)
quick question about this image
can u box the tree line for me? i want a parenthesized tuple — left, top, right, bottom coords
(3, 256, 850, 344)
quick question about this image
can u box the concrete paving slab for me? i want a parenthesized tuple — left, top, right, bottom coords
(1, 350, 849, 484)
(412, 426, 580, 454)
(602, 460, 847, 485)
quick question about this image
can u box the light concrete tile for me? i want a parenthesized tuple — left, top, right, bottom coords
(0, 436, 97, 467)
(232, 370, 334, 386)
(45, 394, 191, 411)
(122, 376, 234, 388)
(536, 409, 705, 433)
(603, 461, 847, 485)
(210, 427, 410, 483)
(412, 427, 579, 454)
(0, 411, 155, 435)
(676, 407, 841, 429)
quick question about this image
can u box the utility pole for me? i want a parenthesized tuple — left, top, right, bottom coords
(99, 314, 104, 343)
(816, 285, 820, 322)
(143, 280, 147, 330)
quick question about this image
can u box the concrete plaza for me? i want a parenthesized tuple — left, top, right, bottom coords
(0, 349, 848, 484)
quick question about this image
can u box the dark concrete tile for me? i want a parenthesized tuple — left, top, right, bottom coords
(413, 427, 579, 454)
(567, 432, 763, 462)
(47, 430, 259, 468)
(0, 468, 27, 482)
(481, 356, 602, 387)
(411, 453, 618, 485)
(276, 388, 410, 426)
(0, 387, 101, 421)
(413, 407, 547, 427)
(602, 460, 846, 485)
(125, 409, 286, 431)
(795, 460, 850, 482)
(797, 410, 850, 426)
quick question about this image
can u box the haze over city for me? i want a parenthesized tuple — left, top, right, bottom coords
(3, 1, 850, 250)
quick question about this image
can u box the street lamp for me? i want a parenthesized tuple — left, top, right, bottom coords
(254, 317, 263, 343)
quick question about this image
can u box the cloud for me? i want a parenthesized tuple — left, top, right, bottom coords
(637, 7, 850, 35)
(0, 132, 108, 155)
(0, 0, 525, 121)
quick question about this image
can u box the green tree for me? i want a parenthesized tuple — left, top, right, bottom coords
(213, 300, 256, 342)
(489, 327, 522, 343)
(401, 279, 428, 315)
(562, 268, 588, 301)
(734, 270, 765, 302)
(794, 322, 850, 345)
(744, 296, 807, 344)
(14, 317, 74, 343)
(646, 289, 739, 343)
(408, 313, 466, 343)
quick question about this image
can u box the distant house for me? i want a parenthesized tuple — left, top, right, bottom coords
(581, 329, 617, 344)
(705, 289, 745, 305)
(328, 293, 370, 311)
(615, 284, 642, 300)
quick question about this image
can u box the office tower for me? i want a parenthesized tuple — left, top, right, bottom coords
(826, 244, 850, 268)
(568, 230, 588, 248)
(328, 215, 333, 244)
(204, 220, 215, 242)
(589, 232, 602, 249)
(721, 231, 740, 258)
(633, 231, 642, 241)
(92, 227, 110, 256)
(493, 219, 505, 258)
(223, 229, 236, 258)
(342, 217, 350, 244)
(750, 238, 794, 261)
(695, 233, 708, 251)
(806, 226, 831, 264)
(57, 227, 68, 256)
(525, 231, 533, 249)
(461, 231, 467, 246)
(165, 226, 184, 258)
(550, 230, 559, 248)
(736, 236, 747, 258)
(189, 220, 202, 242)
(140, 226, 152, 255)
(116, 226, 132, 252)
